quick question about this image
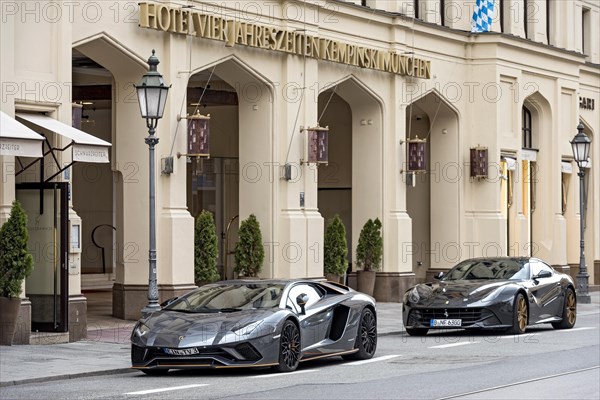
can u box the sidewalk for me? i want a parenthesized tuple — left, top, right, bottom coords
(1, 294, 598, 387)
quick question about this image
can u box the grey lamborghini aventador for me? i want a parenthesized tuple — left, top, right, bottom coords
(131, 279, 377, 374)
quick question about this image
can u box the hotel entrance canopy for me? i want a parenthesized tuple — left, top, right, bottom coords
(0, 111, 44, 158)
(16, 113, 111, 163)
(14, 112, 112, 182)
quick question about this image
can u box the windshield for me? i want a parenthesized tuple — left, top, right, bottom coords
(165, 283, 285, 312)
(441, 259, 529, 281)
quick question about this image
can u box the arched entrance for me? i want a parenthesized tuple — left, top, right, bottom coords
(521, 92, 552, 259)
(317, 77, 383, 274)
(186, 58, 273, 280)
(406, 90, 460, 281)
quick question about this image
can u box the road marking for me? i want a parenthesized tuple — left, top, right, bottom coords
(436, 366, 600, 400)
(125, 384, 209, 395)
(557, 327, 596, 332)
(249, 369, 319, 378)
(429, 342, 478, 349)
(342, 355, 401, 366)
(578, 311, 600, 316)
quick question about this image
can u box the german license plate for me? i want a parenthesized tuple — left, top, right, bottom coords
(430, 319, 461, 327)
(163, 347, 199, 356)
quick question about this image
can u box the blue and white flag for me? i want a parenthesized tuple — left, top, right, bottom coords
(471, 0, 495, 33)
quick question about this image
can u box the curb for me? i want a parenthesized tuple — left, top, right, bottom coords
(0, 368, 135, 388)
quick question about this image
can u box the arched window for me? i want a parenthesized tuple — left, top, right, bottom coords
(522, 106, 533, 149)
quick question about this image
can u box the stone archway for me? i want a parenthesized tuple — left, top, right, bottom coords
(185, 56, 274, 279)
(522, 92, 552, 260)
(406, 89, 460, 281)
(318, 76, 383, 273)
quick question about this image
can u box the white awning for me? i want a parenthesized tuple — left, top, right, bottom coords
(502, 156, 517, 171)
(561, 161, 573, 174)
(0, 111, 44, 158)
(16, 113, 111, 163)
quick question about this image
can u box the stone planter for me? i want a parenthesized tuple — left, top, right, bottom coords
(0, 297, 22, 346)
(325, 273, 342, 283)
(357, 270, 376, 296)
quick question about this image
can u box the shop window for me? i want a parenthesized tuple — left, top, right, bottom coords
(582, 7, 591, 57)
(499, 0, 505, 32)
(561, 161, 572, 215)
(522, 106, 533, 149)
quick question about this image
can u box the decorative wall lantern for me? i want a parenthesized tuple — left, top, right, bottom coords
(304, 125, 329, 165)
(176, 112, 211, 158)
(187, 112, 211, 157)
(406, 136, 427, 173)
(470, 146, 488, 179)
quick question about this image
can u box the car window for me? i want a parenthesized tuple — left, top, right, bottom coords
(286, 284, 323, 313)
(529, 260, 553, 278)
(442, 259, 528, 281)
(166, 283, 285, 312)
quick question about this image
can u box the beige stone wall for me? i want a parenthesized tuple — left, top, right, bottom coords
(1, 0, 599, 316)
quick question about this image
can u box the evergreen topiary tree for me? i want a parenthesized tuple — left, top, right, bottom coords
(324, 215, 348, 278)
(194, 210, 220, 284)
(234, 214, 264, 277)
(356, 218, 383, 272)
(0, 201, 34, 298)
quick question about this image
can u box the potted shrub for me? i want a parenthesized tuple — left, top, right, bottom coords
(0, 200, 34, 345)
(355, 218, 383, 296)
(324, 215, 348, 283)
(194, 210, 220, 285)
(234, 214, 264, 278)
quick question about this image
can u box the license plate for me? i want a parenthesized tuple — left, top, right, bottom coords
(430, 319, 462, 327)
(163, 347, 199, 356)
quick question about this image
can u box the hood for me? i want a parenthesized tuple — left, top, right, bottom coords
(137, 308, 277, 347)
(410, 280, 513, 306)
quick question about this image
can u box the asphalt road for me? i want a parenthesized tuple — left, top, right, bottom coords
(2, 311, 598, 400)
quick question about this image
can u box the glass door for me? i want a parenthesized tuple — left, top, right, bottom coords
(16, 182, 69, 332)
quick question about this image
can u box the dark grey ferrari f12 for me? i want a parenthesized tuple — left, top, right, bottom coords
(403, 257, 577, 336)
(131, 279, 377, 374)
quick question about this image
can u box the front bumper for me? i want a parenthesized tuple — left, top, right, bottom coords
(131, 336, 280, 370)
(402, 300, 514, 330)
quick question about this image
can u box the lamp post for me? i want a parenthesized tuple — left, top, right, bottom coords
(135, 50, 171, 314)
(570, 123, 591, 304)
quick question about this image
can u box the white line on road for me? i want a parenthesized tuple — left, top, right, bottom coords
(556, 327, 596, 332)
(125, 384, 209, 395)
(249, 369, 319, 378)
(429, 342, 478, 349)
(436, 366, 600, 400)
(342, 355, 401, 366)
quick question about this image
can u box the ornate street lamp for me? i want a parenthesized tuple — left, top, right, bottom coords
(135, 50, 171, 314)
(570, 123, 591, 304)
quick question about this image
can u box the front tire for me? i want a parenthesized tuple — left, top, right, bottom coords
(273, 320, 300, 373)
(508, 293, 528, 335)
(342, 308, 377, 360)
(552, 288, 576, 329)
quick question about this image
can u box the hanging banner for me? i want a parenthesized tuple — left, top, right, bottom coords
(187, 113, 211, 157)
(307, 126, 329, 164)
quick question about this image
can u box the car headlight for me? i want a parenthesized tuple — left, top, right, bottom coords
(405, 287, 420, 304)
(133, 322, 150, 338)
(232, 320, 262, 336)
(481, 287, 506, 303)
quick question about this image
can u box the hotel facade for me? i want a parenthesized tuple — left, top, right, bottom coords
(1, 0, 598, 342)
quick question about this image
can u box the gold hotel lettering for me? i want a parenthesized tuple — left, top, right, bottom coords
(138, 2, 431, 79)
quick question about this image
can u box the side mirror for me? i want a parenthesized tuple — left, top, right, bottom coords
(433, 272, 444, 280)
(533, 270, 552, 280)
(296, 293, 309, 315)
